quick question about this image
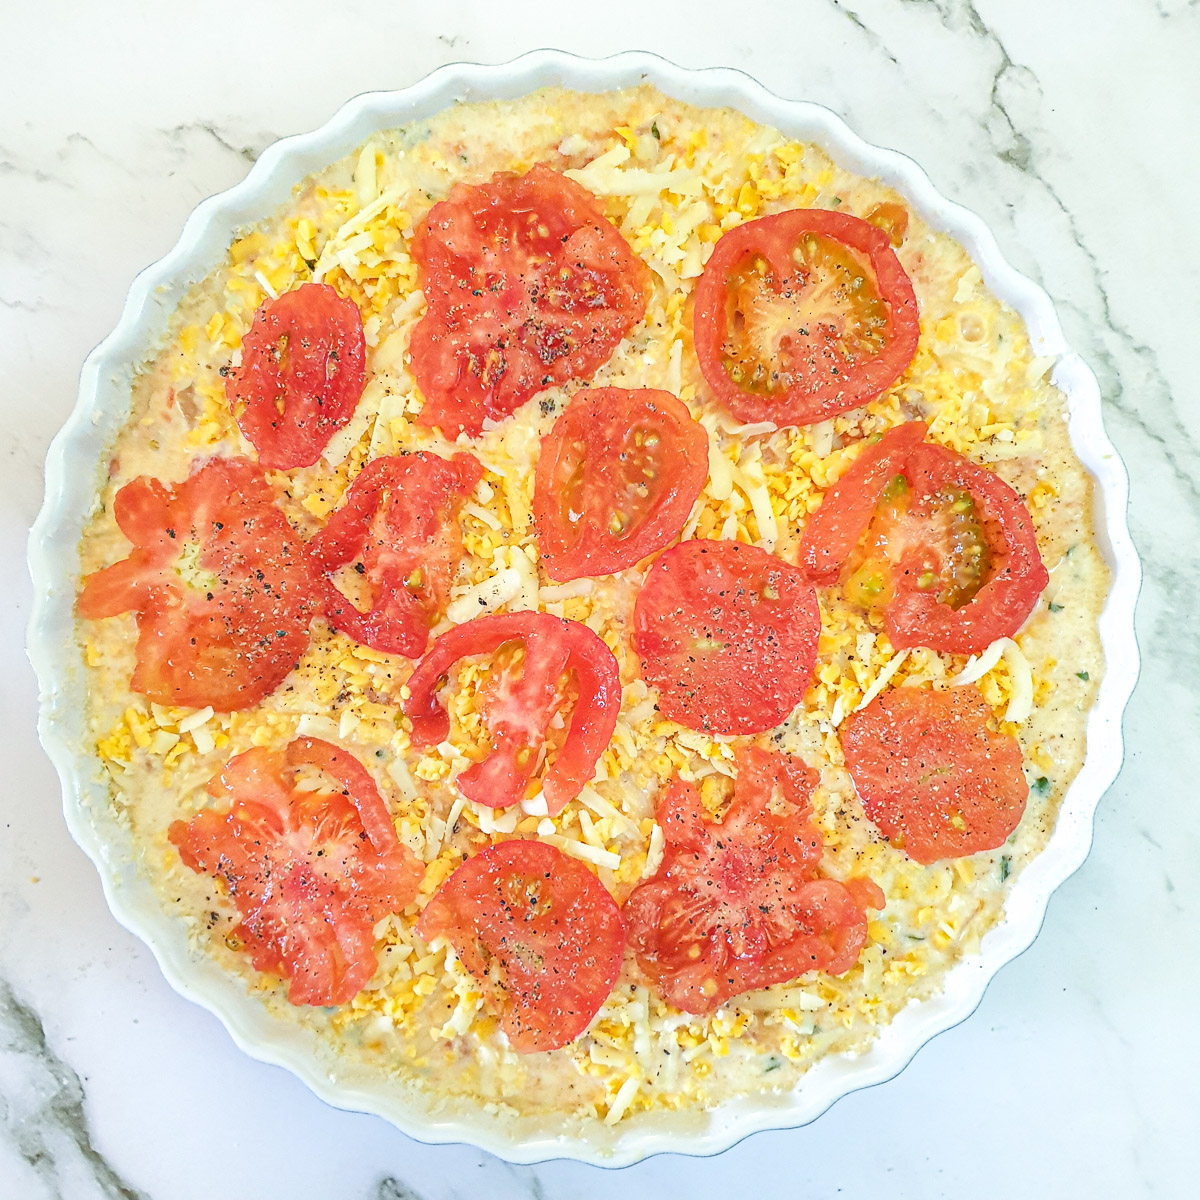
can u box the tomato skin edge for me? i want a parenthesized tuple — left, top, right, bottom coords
(841, 684, 1028, 863)
(797, 421, 928, 585)
(797, 422, 1049, 656)
(693, 208, 921, 427)
(402, 610, 621, 815)
(227, 283, 367, 471)
(884, 442, 1050, 655)
(416, 838, 626, 1052)
(532, 387, 710, 582)
(309, 452, 484, 658)
(76, 456, 318, 712)
(169, 739, 424, 1007)
(633, 538, 821, 737)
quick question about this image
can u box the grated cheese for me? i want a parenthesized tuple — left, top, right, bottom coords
(951, 637, 1035, 722)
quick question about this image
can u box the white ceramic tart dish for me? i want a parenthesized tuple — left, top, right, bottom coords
(28, 50, 1139, 1165)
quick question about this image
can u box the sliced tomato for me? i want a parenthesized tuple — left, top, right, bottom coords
(693, 208, 920, 426)
(403, 611, 621, 814)
(624, 747, 882, 1014)
(77, 457, 316, 711)
(416, 839, 624, 1052)
(797, 422, 1049, 655)
(225, 283, 366, 470)
(840, 684, 1028, 864)
(309, 452, 483, 657)
(409, 164, 650, 437)
(168, 738, 423, 1006)
(533, 387, 709, 581)
(632, 539, 820, 736)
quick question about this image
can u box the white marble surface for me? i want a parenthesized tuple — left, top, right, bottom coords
(4, 1, 1198, 1196)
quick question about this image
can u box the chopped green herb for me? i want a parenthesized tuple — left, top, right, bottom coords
(1076, 670, 1089, 681)
(1000, 855, 1011, 882)
(1033, 776, 1051, 796)
(1048, 601, 1064, 613)
(907, 934, 926, 942)
(830, 195, 843, 207)
(651, 121, 660, 139)
(763, 1055, 782, 1073)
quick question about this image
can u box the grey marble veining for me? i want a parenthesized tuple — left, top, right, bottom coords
(0, 982, 145, 1200)
(3, 1, 1198, 1197)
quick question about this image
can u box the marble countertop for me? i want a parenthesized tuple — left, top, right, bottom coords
(4, 1, 1197, 1196)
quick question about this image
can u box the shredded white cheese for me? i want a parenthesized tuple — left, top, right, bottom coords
(641, 823, 665, 880)
(854, 649, 912, 713)
(540, 833, 621, 871)
(951, 636, 1035, 722)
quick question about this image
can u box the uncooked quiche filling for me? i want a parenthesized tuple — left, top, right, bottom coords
(75, 85, 1107, 1137)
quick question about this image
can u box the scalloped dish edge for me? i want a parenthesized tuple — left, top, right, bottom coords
(27, 49, 1140, 1166)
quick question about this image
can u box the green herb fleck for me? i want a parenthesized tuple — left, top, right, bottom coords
(1048, 601, 1064, 613)
(1033, 776, 1051, 796)
(1077, 670, 1089, 681)
(651, 121, 660, 139)
(763, 1055, 782, 1073)
(1000, 855, 1011, 882)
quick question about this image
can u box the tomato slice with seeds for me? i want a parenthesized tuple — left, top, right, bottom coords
(416, 838, 624, 1053)
(409, 164, 650, 437)
(693, 208, 920, 427)
(624, 747, 883, 1014)
(632, 539, 820, 736)
(798, 422, 1050, 655)
(226, 283, 367, 470)
(168, 738, 423, 1006)
(533, 387, 709, 581)
(310, 451, 483, 657)
(840, 684, 1028, 864)
(403, 610, 621, 814)
(77, 457, 316, 711)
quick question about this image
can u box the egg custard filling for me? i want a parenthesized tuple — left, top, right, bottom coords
(76, 86, 1107, 1136)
